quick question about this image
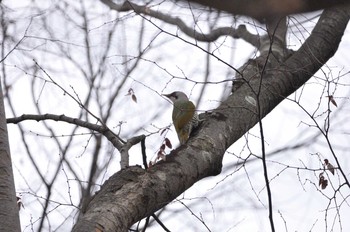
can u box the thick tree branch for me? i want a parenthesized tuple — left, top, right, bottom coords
(175, 0, 349, 20)
(101, 0, 260, 47)
(73, 5, 350, 232)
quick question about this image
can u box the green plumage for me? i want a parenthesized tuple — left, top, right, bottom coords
(172, 100, 196, 144)
(164, 91, 199, 145)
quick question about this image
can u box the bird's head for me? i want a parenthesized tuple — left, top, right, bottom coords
(163, 91, 189, 103)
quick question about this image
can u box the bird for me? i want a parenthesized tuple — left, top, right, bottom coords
(163, 91, 199, 145)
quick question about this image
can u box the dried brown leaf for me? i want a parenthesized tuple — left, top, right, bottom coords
(324, 159, 335, 175)
(327, 163, 335, 175)
(326, 95, 338, 107)
(321, 179, 328, 189)
(165, 138, 172, 149)
(131, 94, 137, 103)
(160, 144, 166, 151)
(319, 173, 328, 190)
(319, 175, 324, 186)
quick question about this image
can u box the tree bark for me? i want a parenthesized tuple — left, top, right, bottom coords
(174, 0, 349, 20)
(0, 83, 20, 231)
(73, 5, 350, 232)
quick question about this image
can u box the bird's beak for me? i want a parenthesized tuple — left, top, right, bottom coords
(162, 93, 171, 98)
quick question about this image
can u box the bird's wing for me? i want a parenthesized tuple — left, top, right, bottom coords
(173, 101, 195, 131)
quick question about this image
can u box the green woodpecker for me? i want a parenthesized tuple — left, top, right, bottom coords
(163, 91, 199, 145)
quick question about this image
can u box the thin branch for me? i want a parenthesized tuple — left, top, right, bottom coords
(120, 134, 146, 168)
(0, 13, 32, 64)
(33, 60, 105, 125)
(141, 137, 148, 169)
(7, 114, 124, 150)
(253, 16, 288, 232)
(151, 213, 171, 232)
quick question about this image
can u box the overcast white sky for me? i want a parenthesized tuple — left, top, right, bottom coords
(3, 1, 350, 231)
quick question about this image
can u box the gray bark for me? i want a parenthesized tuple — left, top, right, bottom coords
(0, 82, 20, 231)
(174, 0, 349, 20)
(73, 5, 350, 232)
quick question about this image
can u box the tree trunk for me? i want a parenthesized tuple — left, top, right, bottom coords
(0, 82, 20, 231)
(74, 5, 350, 232)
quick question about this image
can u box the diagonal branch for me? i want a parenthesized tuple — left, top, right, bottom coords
(174, 0, 349, 20)
(72, 5, 350, 232)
